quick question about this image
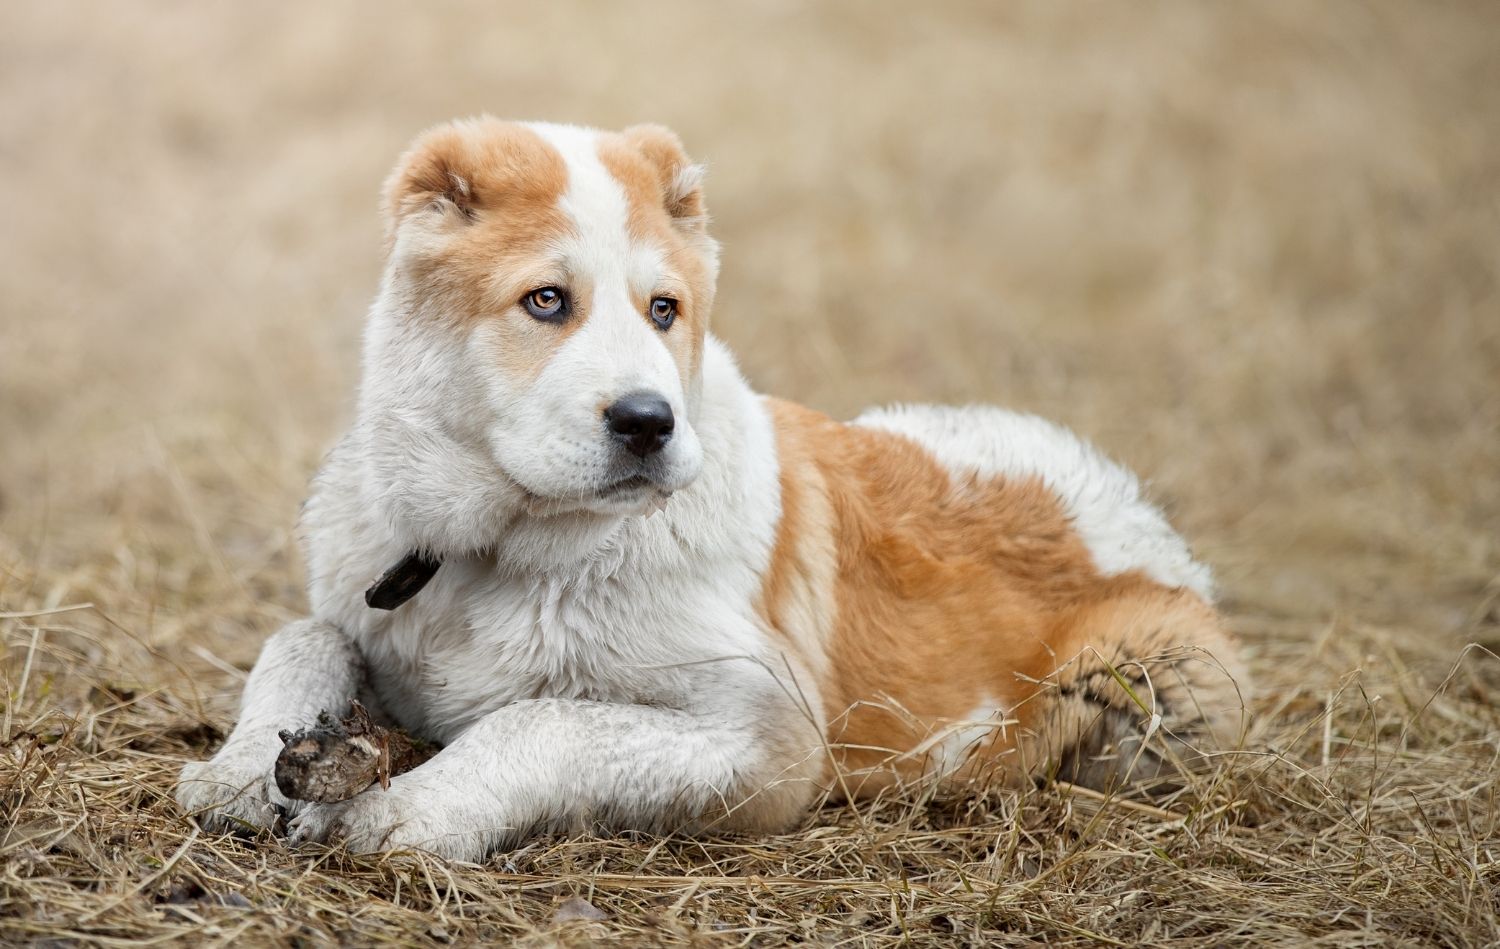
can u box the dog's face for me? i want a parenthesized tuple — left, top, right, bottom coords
(363, 120, 718, 542)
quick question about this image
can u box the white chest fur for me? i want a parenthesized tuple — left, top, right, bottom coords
(351, 540, 725, 743)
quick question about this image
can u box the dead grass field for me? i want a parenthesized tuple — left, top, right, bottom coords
(3, 2, 1499, 945)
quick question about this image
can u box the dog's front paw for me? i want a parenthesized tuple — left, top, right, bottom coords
(176, 753, 284, 835)
(287, 784, 485, 861)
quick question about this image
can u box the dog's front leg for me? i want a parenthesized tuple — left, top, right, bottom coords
(176, 618, 364, 833)
(288, 691, 821, 861)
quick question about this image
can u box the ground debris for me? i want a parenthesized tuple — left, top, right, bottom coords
(552, 896, 610, 924)
(274, 701, 434, 803)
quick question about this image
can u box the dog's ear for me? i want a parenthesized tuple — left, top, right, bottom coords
(382, 123, 480, 242)
(381, 122, 498, 251)
(380, 120, 569, 254)
(621, 124, 708, 227)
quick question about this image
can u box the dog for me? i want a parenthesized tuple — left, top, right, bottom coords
(176, 118, 1248, 860)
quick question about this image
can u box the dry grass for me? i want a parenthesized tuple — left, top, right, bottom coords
(3, 2, 1498, 945)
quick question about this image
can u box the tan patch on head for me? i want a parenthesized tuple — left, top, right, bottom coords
(758, 399, 1240, 795)
(382, 118, 580, 380)
(596, 125, 716, 391)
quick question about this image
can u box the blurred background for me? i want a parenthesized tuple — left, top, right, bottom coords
(1, 2, 1497, 672)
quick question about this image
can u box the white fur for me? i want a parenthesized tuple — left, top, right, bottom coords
(175, 123, 1219, 861)
(911, 698, 1009, 778)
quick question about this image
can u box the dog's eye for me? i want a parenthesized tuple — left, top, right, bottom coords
(523, 287, 568, 321)
(649, 297, 677, 330)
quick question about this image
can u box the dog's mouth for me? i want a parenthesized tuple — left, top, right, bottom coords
(513, 468, 675, 519)
(597, 474, 653, 496)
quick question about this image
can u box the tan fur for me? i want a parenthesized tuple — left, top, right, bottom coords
(381, 120, 580, 383)
(1019, 585, 1247, 786)
(759, 399, 1245, 795)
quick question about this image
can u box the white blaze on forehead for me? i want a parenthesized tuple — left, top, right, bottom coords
(525, 122, 663, 297)
(521, 122, 684, 413)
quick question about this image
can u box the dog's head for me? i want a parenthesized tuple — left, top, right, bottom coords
(358, 119, 719, 553)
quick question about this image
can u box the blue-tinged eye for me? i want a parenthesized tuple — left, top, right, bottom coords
(523, 287, 568, 321)
(649, 297, 677, 330)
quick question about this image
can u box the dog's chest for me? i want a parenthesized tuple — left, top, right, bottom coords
(360, 562, 690, 743)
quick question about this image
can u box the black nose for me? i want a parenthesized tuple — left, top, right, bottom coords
(604, 392, 675, 458)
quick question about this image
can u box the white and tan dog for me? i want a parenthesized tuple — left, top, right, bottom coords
(176, 118, 1248, 860)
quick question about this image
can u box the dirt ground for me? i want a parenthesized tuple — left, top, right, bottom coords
(2, 2, 1498, 945)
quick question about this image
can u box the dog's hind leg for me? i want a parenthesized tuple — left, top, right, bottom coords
(1013, 587, 1250, 791)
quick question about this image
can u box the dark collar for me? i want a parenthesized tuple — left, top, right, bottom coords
(364, 551, 442, 610)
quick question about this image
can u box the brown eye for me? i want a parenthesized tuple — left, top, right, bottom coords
(649, 297, 677, 330)
(523, 287, 568, 321)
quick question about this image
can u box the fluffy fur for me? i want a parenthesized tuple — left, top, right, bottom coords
(176, 118, 1249, 860)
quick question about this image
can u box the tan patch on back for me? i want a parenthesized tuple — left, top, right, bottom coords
(758, 399, 1201, 792)
(382, 119, 581, 381)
